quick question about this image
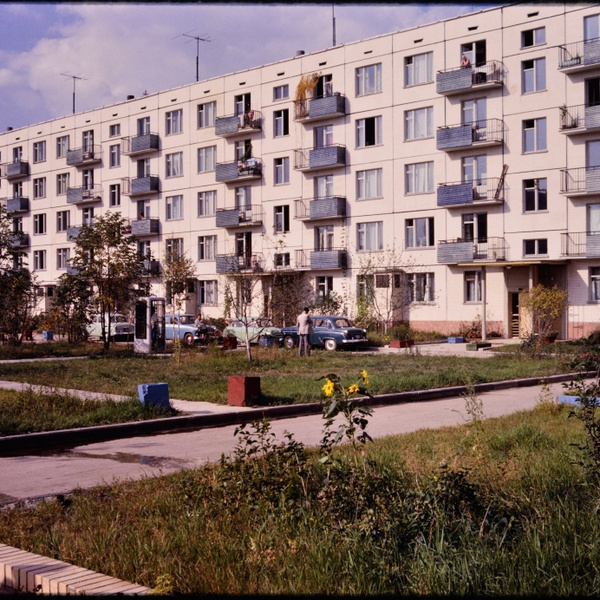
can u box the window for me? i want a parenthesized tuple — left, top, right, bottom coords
(82, 130, 94, 152)
(198, 235, 217, 261)
(137, 158, 151, 178)
(465, 271, 483, 302)
(522, 57, 546, 93)
(109, 184, 121, 207)
(197, 146, 216, 172)
(405, 107, 433, 141)
(166, 238, 184, 259)
(405, 217, 434, 248)
(82, 169, 94, 191)
(235, 139, 252, 161)
(33, 213, 46, 235)
(357, 221, 383, 251)
(462, 98, 487, 127)
(234, 93, 251, 116)
(12, 182, 22, 199)
(56, 173, 69, 195)
(357, 274, 374, 303)
(166, 195, 184, 221)
(460, 40, 486, 67)
(56, 135, 69, 158)
(33, 141, 46, 163)
(109, 144, 121, 168)
(356, 168, 382, 200)
(82, 207, 94, 226)
(273, 84, 289, 101)
(315, 174, 333, 198)
(522, 27, 546, 47)
(137, 117, 151, 136)
(56, 210, 70, 232)
(462, 212, 488, 242)
(274, 109, 289, 137)
(198, 190, 217, 216)
(316, 276, 333, 297)
(274, 157, 290, 184)
(524, 238, 548, 256)
(585, 14, 599, 42)
(462, 155, 487, 184)
(524, 178, 547, 212)
(356, 116, 382, 147)
(198, 101, 216, 128)
(314, 124, 333, 148)
(138, 240, 151, 259)
(408, 272, 434, 302)
(355, 63, 382, 96)
(235, 185, 251, 210)
(274, 252, 290, 267)
(588, 204, 600, 235)
(199, 280, 218, 305)
(12, 146, 22, 162)
(404, 52, 433, 86)
(274, 205, 290, 233)
(166, 109, 183, 135)
(591, 267, 600, 302)
(33, 250, 46, 271)
(56, 248, 70, 270)
(523, 117, 547, 153)
(138, 201, 150, 220)
(315, 224, 334, 251)
(166, 152, 183, 177)
(109, 124, 121, 137)
(405, 162, 434, 194)
(33, 177, 46, 199)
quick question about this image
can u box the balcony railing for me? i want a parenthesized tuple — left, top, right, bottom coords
(558, 39, 600, 72)
(66, 145, 102, 166)
(66, 226, 82, 241)
(215, 159, 262, 183)
(294, 93, 346, 122)
(2, 160, 30, 179)
(437, 237, 507, 264)
(294, 145, 346, 172)
(561, 231, 600, 257)
(215, 254, 265, 274)
(131, 218, 160, 236)
(215, 110, 263, 137)
(216, 205, 264, 228)
(6, 197, 29, 213)
(122, 133, 160, 155)
(560, 167, 600, 196)
(8, 232, 29, 248)
(558, 103, 600, 134)
(66, 185, 103, 205)
(436, 118, 505, 151)
(295, 249, 309, 269)
(437, 177, 504, 207)
(122, 176, 160, 196)
(310, 248, 347, 270)
(436, 60, 504, 95)
(294, 197, 347, 220)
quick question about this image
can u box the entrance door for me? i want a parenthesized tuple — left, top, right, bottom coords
(510, 292, 520, 338)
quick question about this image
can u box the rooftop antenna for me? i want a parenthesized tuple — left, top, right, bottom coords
(61, 73, 87, 114)
(332, 3, 336, 46)
(177, 31, 211, 82)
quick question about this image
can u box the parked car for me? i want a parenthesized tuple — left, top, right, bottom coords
(222, 317, 284, 345)
(87, 313, 134, 341)
(165, 314, 221, 347)
(281, 315, 368, 351)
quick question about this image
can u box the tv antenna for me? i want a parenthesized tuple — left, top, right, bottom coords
(176, 31, 210, 82)
(332, 3, 336, 47)
(61, 73, 87, 114)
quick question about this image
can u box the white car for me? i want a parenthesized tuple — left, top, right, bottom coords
(87, 313, 134, 341)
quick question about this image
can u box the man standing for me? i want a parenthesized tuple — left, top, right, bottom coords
(296, 307, 313, 357)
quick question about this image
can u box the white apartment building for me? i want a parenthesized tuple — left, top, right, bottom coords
(2, 2, 600, 339)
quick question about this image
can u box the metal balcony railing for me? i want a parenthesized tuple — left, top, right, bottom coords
(310, 248, 348, 270)
(558, 38, 600, 71)
(560, 167, 600, 195)
(437, 237, 507, 264)
(215, 159, 262, 182)
(558, 103, 600, 133)
(294, 145, 346, 171)
(215, 110, 263, 137)
(294, 197, 346, 220)
(121, 134, 160, 155)
(6, 197, 29, 213)
(436, 60, 504, 95)
(121, 176, 160, 196)
(437, 177, 504, 207)
(216, 205, 264, 228)
(215, 253, 264, 274)
(294, 93, 346, 122)
(561, 232, 600, 258)
(66, 145, 102, 166)
(2, 160, 30, 179)
(66, 185, 103, 205)
(436, 118, 505, 150)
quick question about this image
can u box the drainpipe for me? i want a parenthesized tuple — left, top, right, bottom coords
(481, 265, 487, 341)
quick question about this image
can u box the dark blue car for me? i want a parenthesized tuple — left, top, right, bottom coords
(281, 315, 368, 351)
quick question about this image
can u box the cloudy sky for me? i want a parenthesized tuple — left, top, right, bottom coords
(0, 2, 493, 131)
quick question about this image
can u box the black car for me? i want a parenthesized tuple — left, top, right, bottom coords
(281, 315, 368, 351)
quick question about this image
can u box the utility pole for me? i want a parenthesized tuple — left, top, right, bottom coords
(181, 32, 210, 82)
(61, 73, 87, 114)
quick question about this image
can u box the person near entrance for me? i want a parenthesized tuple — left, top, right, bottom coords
(296, 307, 313, 357)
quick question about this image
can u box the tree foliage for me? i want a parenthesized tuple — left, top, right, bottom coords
(521, 284, 568, 338)
(162, 246, 197, 315)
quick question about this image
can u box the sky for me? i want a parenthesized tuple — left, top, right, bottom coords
(0, 2, 495, 131)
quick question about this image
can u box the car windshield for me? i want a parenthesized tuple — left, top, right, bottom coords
(179, 316, 195, 325)
(334, 318, 353, 328)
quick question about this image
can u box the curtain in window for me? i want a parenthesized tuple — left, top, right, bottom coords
(589, 205, 600, 234)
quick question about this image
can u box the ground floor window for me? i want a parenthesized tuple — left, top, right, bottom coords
(407, 272, 434, 303)
(591, 267, 600, 302)
(464, 270, 483, 303)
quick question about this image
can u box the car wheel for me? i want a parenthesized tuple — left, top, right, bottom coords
(324, 338, 338, 351)
(284, 335, 296, 349)
(183, 333, 195, 347)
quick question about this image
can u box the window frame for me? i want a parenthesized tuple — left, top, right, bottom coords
(404, 106, 434, 141)
(356, 168, 383, 200)
(197, 235, 217, 261)
(523, 238, 548, 256)
(33, 213, 47, 235)
(197, 146, 217, 173)
(523, 117, 547, 153)
(197, 101, 216, 128)
(357, 221, 384, 252)
(33, 141, 46, 163)
(464, 270, 483, 303)
(405, 217, 435, 248)
(404, 51, 433, 87)
(591, 266, 600, 302)
(522, 57, 546, 94)
(166, 151, 184, 178)
(33, 249, 46, 271)
(198, 280, 218, 305)
(355, 63, 382, 96)
(166, 194, 184, 221)
(274, 109, 290, 137)
(33, 177, 46, 199)
(197, 190, 217, 217)
(274, 205, 290, 233)
(166, 109, 183, 135)
(356, 115, 383, 148)
(523, 178, 547, 212)
(56, 210, 70, 233)
(274, 157, 290, 185)
(405, 161, 434, 195)
(407, 272, 434, 303)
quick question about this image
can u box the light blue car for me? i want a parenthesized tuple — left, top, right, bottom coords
(165, 314, 221, 346)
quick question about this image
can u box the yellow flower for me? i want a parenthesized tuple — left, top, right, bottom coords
(347, 384, 360, 395)
(361, 370, 369, 386)
(322, 378, 335, 397)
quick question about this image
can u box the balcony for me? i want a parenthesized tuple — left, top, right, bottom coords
(436, 118, 505, 151)
(122, 133, 160, 156)
(215, 110, 263, 137)
(294, 93, 346, 122)
(67, 185, 103, 205)
(437, 177, 504, 207)
(560, 167, 600, 197)
(122, 176, 160, 196)
(216, 205, 263, 228)
(66, 226, 81, 241)
(295, 197, 346, 220)
(6, 197, 29, 213)
(294, 145, 346, 172)
(436, 60, 504, 96)
(131, 218, 160, 236)
(295, 250, 310, 270)
(310, 248, 347, 270)
(66, 145, 102, 166)
(215, 159, 262, 183)
(8, 232, 29, 248)
(437, 237, 507, 264)
(561, 232, 600, 258)
(558, 103, 600, 135)
(558, 39, 600, 73)
(215, 254, 264, 274)
(143, 259, 161, 276)
(2, 160, 30, 180)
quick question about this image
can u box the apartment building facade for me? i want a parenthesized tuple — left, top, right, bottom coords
(2, 2, 600, 339)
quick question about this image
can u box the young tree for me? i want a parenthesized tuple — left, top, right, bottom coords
(48, 273, 92, 343)
(270, 271, 313, 327)
(162, 245, 197, 316)
(521, 284, 568, 340)
(69, 211, 148, 350)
